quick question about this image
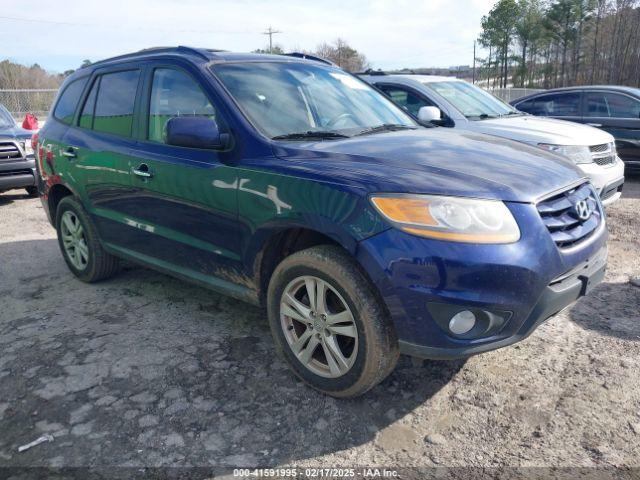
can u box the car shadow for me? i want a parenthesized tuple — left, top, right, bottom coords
(0, 238, 466, 467)
(568, 280, 640, 341)
(0, 190, 34, 206)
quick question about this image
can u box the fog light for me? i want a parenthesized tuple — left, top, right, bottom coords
(449, 310, 476, 335)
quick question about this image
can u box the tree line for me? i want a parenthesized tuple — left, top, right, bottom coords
(0, 60, 66, 90)
(478, 0, 640, 89)
(254, 38, 369, 72)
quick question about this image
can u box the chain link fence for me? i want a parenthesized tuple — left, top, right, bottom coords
(0, 89, 58, 122)
(488, 87, 545, 103)
(0, 87, 546, 124)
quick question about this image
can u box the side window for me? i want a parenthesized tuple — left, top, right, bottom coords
(53, 77, 89, 124)
(514, 98, 540, 115)
(148, 68, 217, 144)
(379, 86, 432, 116)
(79, 77, 99, 129)
(93, 70, 140, 137)
(534, 93, 581, 117)
(586, 92, 640, 118)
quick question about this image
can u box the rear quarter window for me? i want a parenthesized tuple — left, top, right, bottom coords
(53, 77, 89, 124)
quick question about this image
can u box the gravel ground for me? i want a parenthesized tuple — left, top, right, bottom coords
(0, 179, 639, 473)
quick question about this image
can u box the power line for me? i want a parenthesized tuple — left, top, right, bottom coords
(0, 15, 250, 35)
(262, 26, 282, 53)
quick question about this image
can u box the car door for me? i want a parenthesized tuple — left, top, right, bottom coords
(120, 63, 245, 287)
(61, 66, 143, 249)
(375, 83, 452, 126)
(583, 90, 640, 166)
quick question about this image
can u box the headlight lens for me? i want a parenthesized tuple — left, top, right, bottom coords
(538, 144, 592, 164)
(20, 139, 34, 156)
(370, 194, 520, 243)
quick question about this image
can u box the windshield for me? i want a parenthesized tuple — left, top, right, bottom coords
(423, 81, 520, 120)
(212, 62, 417, 139)
(0, 105, 14, 128)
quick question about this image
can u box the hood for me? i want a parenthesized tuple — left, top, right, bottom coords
(465, 115, 614, 146)
(271, 129, 586, 203)
(0, 123, 33, 140)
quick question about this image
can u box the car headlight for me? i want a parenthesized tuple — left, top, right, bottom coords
(20, 139, 34, 156)
(370, 194, 520, 243)
(538, 144, 592, 164)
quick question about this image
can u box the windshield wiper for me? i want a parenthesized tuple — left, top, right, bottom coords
(271, 131, 350, 140)
(355, 124, 417, 136)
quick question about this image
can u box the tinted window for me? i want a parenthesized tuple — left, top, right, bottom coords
(514, 98, 541, 115)
(379, 86, 432, 116)
(148, 68, 217, 143)
(527, 93, 580, 117)
(93, 70, 140, 137)
(79, 78, 99, 129)
(586, 92, 640, 118)
(53, 77, 89, 124)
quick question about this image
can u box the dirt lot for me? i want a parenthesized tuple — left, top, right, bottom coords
(0, 179, 639, 472)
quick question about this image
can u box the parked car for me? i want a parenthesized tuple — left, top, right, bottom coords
(359, 73, 625, 205)
(35, 47, 608, 397)
(0, 103, 37, 196)
(511, 86, 640, 174)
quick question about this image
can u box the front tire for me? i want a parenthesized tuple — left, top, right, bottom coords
(267, 245, 399, 397)
(55, 196, 119, 282)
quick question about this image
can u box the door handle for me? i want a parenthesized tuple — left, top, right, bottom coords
(132, 163, 153, 178)
(587, 123, 603, 127)
(61, 146, 78, 159)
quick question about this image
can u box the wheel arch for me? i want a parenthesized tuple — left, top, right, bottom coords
(251, 225, 357, 306)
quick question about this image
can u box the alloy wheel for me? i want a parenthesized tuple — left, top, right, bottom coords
(60, 210, 89, 270)
(280, 275, 358, 378)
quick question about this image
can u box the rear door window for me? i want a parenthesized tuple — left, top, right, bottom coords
(148, 68, 218, 144)
(586, 92, 640, 118)
(92, 70, 140, 137)
(53, 77, 89, 124)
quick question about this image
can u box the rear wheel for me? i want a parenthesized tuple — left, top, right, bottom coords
(267, 245, 398, 397)
(55, 196, 119, 282)
(25, 186, 38, 197)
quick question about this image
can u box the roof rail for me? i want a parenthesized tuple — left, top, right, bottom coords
(283, 52, 336, 66)
(355, 69, 387, 76)
(83, 46, 220, 68)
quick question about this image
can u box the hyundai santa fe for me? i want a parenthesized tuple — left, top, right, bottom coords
(34, 47, 608, 397)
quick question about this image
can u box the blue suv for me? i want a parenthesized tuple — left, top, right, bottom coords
(35, 47, 607, 397)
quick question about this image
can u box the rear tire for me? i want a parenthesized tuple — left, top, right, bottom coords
(55, 196, 120, 282)
(267, 245, 399, 397)
(25, 186, 38, 197)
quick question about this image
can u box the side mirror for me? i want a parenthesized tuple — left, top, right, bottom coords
(418, 106, 442, 123)
(166, 116, 228, 150)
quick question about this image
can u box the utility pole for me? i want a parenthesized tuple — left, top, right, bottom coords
(262, 26, 282, 53)
(473, 41, 476, 84)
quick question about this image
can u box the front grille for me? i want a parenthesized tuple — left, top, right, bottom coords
(0, 141, 21, 160)
(594, 155, 615, 166)
(589, 143, 610, 154)
(537, 183, 602, 249)
(589, 142, 616, 167)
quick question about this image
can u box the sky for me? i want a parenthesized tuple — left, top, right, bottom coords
(0, 0, 496, 73)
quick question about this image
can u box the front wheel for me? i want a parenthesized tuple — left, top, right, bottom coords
(267, 245, 399, 397)
(55, 196, 120, 282)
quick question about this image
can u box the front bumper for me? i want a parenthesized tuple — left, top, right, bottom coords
(0, 156, 36, 192)
(356, 201, 608, 359)
(579, 157, 625, 204)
